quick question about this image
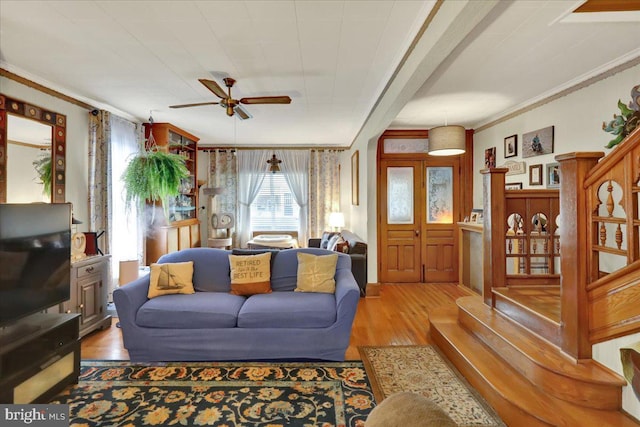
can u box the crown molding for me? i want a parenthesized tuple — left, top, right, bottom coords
(474, 51, 640, 133)
(0, 62, 140, 123)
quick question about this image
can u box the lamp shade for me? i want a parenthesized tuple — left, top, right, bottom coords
(428, 125, 466, 156)
(328, 212, 345, 229)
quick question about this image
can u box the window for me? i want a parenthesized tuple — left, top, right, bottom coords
(110, 116, 141, 287)
(250, 173, 300, 231)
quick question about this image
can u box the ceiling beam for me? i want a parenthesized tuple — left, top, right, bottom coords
(350, 0, 505, 148)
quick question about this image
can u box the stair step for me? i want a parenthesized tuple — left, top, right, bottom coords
(430, 306, 639, 427)
(458, 296, 625, 410)
(493, 287, 561, 346)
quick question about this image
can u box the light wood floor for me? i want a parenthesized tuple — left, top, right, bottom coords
(493, 286, 561, 322)
(80, 283, 474, 360)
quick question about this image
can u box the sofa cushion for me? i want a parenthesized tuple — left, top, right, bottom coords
(270, 248, 350, 292)
(158, 248, 232, 293)
(334, 237, 350, 254)
(136, 292, 245, 329)
(320, 231, 338, 249)
(295, 252, 338, 293)
(148, 261, 195, 299)
(229, 252, 272, 296)
(237, 292, 336, 328)
(339, 230, 367, 255)
(326, 234, 341, 251)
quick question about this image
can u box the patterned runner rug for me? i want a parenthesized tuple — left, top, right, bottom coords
(51, 361, 375, 427)
(359, 345, 506, 427)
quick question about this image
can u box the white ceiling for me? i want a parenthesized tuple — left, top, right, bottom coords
(1, 0, 639, 148)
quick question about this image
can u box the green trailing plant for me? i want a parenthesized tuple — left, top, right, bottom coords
(602, 84, 640, 148)
(32, 152, 52, 197)
(122, 147, 190, 222)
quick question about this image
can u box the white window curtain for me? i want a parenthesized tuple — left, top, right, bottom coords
(276, 149, 309, 246)
(110, 115, 142, 284)
(236, 150, 269, 247)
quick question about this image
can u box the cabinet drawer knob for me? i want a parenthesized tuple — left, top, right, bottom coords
(66, 309, 71, 314)
(79, 304, 84, 309)
(86, 266, 95, 273)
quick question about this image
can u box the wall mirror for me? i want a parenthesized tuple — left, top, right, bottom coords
(0, 94, 66, 203)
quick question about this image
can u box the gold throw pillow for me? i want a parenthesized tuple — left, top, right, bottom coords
(295, 252, 339, 293)
(229, 252, 272, 296)
(148, 261, 195, 299)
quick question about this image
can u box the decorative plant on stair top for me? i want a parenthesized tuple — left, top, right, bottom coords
(122, 133, 190, 222)
(602, 84, 640, 148)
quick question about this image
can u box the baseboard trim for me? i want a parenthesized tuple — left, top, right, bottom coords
(366, 283, 381, 297)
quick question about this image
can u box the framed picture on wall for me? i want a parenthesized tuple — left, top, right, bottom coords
(504, 134, 517, 158)
(470, 208, 483, 224)
(505, 182, 523, 190)
(522, 126, 554, 158)
(546, 162, 560, 188)
(351, 150, 359, 206)
(484, 147, 496, 169)
(529, 164, 543, 186)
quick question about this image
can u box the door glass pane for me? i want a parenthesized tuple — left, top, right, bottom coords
(426, 166, 453, 224)
(383, 138, 428, 154)
(387, 167, 414, 224)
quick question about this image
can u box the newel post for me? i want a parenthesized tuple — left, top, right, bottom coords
(556, 152, 604, 360)
(481, 168, 508, 306)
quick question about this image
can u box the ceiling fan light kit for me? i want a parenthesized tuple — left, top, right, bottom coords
(428, 125, 466, 156)
(170, 77, 291, 120)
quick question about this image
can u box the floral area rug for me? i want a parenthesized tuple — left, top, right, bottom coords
(359, 345, 506, 427)
(50, 361, 375, 427)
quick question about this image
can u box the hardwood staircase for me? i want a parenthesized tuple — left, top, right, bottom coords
(430, 296, 639, 426)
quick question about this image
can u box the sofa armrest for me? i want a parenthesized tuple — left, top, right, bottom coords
(113, 274, 151, 328)
(308, 238, 321, 248)
(349, 253, 367, 296)
(334, 267, 360, 319)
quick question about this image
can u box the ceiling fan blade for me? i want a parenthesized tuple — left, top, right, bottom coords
(198, 79, 227, 99)
(235, 105, 253, 120)
(239, 96, 292, 105)
(169, 101, 220, 109)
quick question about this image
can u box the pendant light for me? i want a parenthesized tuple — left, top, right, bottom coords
(428, 125, 466, 156)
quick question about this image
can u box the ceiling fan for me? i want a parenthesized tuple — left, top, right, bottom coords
(169, 77, 291, 120)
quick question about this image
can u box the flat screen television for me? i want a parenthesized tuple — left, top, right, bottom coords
(0, 203, 71, 327)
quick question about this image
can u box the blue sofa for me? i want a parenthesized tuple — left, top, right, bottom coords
(113, 247, 360, 362)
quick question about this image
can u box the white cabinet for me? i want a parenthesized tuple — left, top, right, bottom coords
(61, 255, 112, 338)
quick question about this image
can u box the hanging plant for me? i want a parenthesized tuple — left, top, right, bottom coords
(602, 84, 640, 148)
(122, 139, 190, 222)
(32, 152, 52, 197)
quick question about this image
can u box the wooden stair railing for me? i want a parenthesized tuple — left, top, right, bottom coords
(480, 126, 640, 360)
(481, 169, 560, 295)
(558, 125, 640, 359)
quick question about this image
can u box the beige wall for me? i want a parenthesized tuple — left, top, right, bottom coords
(472, 64, 640, 208)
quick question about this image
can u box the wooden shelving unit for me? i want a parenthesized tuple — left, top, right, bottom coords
(142, 123, 201, 264)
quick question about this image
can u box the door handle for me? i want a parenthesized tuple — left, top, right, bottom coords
(415, 229, 420, 236)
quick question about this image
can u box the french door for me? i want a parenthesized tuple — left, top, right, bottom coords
(379, 157, 461, 283)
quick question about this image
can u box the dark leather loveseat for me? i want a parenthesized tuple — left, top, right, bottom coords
(309, 229, 367, 296)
